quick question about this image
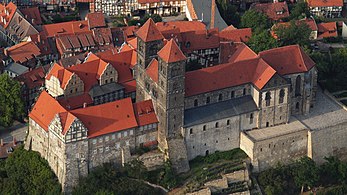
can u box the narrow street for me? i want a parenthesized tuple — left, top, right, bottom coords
(0, 121, 28, 143)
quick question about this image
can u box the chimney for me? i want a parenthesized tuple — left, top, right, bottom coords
(210, 0, 216, 29)
(37, 34, 41, 43)
(83, 102, 87, 108)
(32, 18, 35, 24)
(12, 137, 16, 146)
(0, 139, 3, 146)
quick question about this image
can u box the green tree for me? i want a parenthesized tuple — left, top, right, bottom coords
(247, 31, 279, 53)
(289, 0, 310, 20)
(274, 20, 311, 47)
(216, 0, 240, 26)
(0, 74, 25, 127)
(241, 9, 271, 33)
(293, 157, 319, 193)
(123, 159, 148, 180)
(160, 161, 178, 189)
(0, 147, 61, 194)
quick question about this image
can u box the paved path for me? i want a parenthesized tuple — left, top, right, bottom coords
(0, 121, 28, 143)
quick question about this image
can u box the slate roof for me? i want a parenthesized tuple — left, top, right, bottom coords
(89, 82, 125, 98)
(5, 62, 28, 75)
(184, 95, 258, 127)
(190, 0, 227, 30)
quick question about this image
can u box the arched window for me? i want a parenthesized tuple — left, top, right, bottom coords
(203, 125, 206, 131)
(295, 75, 301, 97)
(189, 128, 193, 134)
(194, 99, 198, 107)
(243, 88, 246, 95)
(279, 89, 285, 104)
(206, 97, 210, 104)
(231, 91, 235, 98)
(218, 94, 223, 101)
(215, 122, 219, 128)
(265, 92, 271, 106)
(296, 102, 300, 111)
(227, 119, 230, 125)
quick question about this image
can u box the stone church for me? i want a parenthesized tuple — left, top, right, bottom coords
(135, 18, 318, 172)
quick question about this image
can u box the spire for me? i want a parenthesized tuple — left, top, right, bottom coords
(211, 0, 216, 29)
(136, 18, 164, 42)
(157, 39, 186, 63)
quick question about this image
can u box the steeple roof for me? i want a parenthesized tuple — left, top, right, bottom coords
(157, 39, 186, 63)
(136, 18, 164, 42)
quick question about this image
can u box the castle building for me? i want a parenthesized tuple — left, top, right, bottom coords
(26, 91, 158, 192)
(26, 18, 347, 192)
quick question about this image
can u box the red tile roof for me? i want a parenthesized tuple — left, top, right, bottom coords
(31, 91, 157, 138)
(259, 45, 315, 75)
(317, 22, 338, 39)
(133, 100, 158, 126)
(220, 42, 257, 64)
(46, 63, 74, 89)
(29, 91, 69, 131)
(58, 93, 93, 110)
(136, 18, 164, 42)
(6, 41, 41, 63)
(272, 18, 317, 38)
(138, 0, 172, 3)
(20, 7, 42, 25)
(59, 112, 76, 134)
(185, 57, 276, 96)
(158, 39, 186, 63)
(86, 12, 106, 29)
(42, 20, 89, 37)
(128, 37, 137, 50)
(253, 2, 289, 21)
(219, 28, 252, 42)
(71, 98, 138, 138)
(29, 32, 52, 56)
(122, 79, 136, 93)
(16, 65, 49, 89)
(0, 2, 17, 29)
(307, 0, 343, 7)
(156, 21, 206, 33)
(146, 59, 159, 83)
(181, 28, 220, 53)
(96, 50, 134, 83)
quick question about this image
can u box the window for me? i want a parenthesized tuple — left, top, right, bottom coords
(215, 122, 219, 128)
(218, 94, 223, 101)
(189, 128, 193, 134)
(116, 143, 120, 149)
(130, 130, 134, 135)
(105, 136, 109, 142)
(117, 133, 121, 138)
(124, 131, 128, 137)
(296, 102, 300, 111)
(243, 88, 246, 95)
(194, 99, 198, 107)
(92, 139, 97, 144)
(227, 120, 230, 125)
(99, 138, 103, 143)
(279, 89, 285, 104)
(231, 91, 235, 98)
(112, 134, 115, 140)
(250, 113, 254, 124)
(266, 122, 269, 127)
(126, 140, 130, 146)
(110, 78, 113, 82)
(203, 125, 206, 131)
(295, 75, 301, 97)
(206, 97, 210, 104)
(265, 92, 271, 106)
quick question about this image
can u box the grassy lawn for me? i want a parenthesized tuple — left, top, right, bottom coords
(177, 149, 249, 193)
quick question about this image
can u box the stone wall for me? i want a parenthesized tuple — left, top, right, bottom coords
(308, 122, 347, 164)
(184, 116, 241, 160)
(240, 124, 308, 172)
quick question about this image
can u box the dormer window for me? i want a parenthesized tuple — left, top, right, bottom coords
(185, 41, 191, 48)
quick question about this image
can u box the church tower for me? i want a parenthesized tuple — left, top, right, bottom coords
(156, 39, 190, 172)
(135, 18, 164, 101)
